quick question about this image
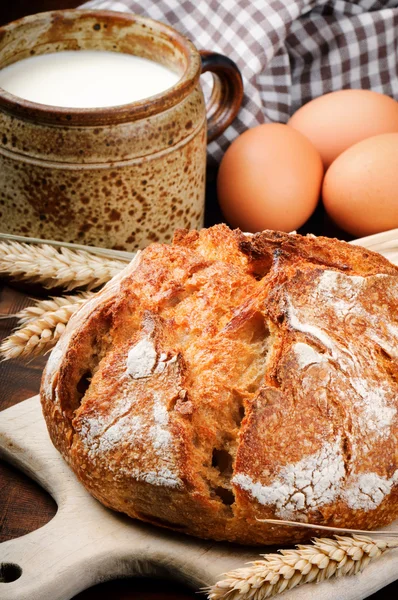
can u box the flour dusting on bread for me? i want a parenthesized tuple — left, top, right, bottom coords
(287, 301, 334, 351)
(151, 394, 172, 451)
(131, 466, 181, 488)
(350, 377, 396, 434)
(78, 388, 181, 487)
(233, 436, 345, 519)
(154, 353, 177, 374)
(285, 269, 398, 439)
(96, 414, 143, 455)
(293, 342, 326, 369)
(345, 471, 398, 511)
(126, 336, 157, 379)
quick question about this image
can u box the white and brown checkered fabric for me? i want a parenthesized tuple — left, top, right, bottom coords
(82, 0, 398, 164)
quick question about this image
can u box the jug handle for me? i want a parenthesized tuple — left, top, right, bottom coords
(199, 51, 244, 144)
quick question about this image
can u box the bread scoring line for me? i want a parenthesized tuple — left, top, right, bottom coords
(77, 336, 182, 488)
(287, 270, 397, 437)
(78, 386, 182, 488)
(232, 269, 398, 516)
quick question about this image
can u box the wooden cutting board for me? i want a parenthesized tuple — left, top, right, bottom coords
(1, 397, 398, 600)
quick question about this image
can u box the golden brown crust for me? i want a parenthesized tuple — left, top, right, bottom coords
(40, 225, 398, 545)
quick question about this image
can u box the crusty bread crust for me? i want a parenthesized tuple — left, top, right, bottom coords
(41, 225, 398, 545)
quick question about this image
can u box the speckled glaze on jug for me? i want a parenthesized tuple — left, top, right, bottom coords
(0, 10, 243, 250)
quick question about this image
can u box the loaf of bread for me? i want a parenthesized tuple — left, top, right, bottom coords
(41, 225, 398, 545)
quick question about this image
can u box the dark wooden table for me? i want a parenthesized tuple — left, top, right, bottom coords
(1, 2, 398, 599)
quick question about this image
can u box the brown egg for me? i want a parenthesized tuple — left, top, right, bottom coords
(217, 123, 323, 233)
(323, 133, 398, 237)
(288, 89, 398, 168)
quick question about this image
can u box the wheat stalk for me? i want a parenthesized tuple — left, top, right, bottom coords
(0, 240, 127, 290)
(13, 292, 94, 325)
(207, 535, 398, 599)
(0, 292, 92, 360)
(258, 518, 398, 537)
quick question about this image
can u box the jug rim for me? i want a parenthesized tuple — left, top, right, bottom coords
(0, 9, 202, 126)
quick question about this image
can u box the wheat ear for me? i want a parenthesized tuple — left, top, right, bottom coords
(207, 535, 398, 599)
(0, 292, 92, 360)
(13, 292, 94, 325)
(0, 241, 127, 290)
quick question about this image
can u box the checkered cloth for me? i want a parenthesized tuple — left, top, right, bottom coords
(82, 0, 398, 164)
